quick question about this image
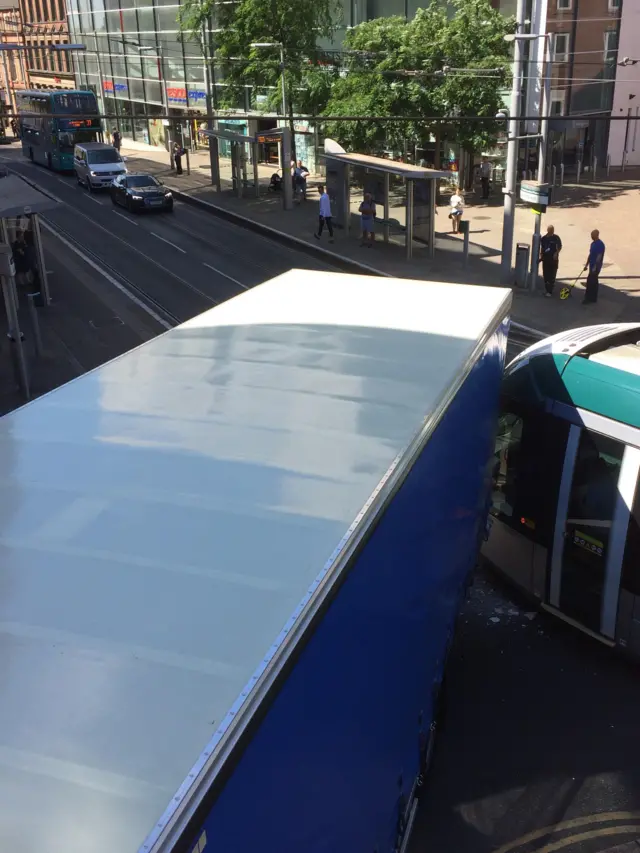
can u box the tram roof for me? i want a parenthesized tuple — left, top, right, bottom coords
(504, 323, 640, 430)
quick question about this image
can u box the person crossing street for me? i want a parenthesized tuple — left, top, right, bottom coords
(314, 185, 334, 243)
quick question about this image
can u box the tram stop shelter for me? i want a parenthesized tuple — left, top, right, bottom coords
(322, 150, 449, 260)
(201, 126, 293, 210)
(0, 173, 58, 399)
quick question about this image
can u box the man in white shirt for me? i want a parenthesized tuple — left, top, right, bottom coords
(314, 185, 334, 243)
(479, 157, 491, 199)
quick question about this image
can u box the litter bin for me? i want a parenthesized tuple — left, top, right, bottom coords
(514, 242, 530, 288)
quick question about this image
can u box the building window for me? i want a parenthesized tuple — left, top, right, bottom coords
(554, 33, 570, 62)
(604, 30, 618, 63)
(556, 0, 571, 9)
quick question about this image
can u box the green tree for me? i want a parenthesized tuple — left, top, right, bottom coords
(179, 0, 341, 149)
(324, 0, 513, 156)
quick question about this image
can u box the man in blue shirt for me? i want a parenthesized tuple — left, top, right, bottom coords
(583, 229, 605, 305)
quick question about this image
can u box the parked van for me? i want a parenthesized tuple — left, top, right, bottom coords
(74, 142, 127, 190)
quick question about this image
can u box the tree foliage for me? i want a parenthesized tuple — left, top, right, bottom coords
(325, 0, 514, 153)
(179, 0, 341, 117)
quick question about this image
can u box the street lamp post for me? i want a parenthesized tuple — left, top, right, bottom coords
(250, 41, 286, 118)
(529, 33, 554, 292)
(136, 44, 169, 119)
(500, 0, 527, 286)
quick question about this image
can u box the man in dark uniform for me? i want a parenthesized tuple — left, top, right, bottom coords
(539, 224, 562, 297)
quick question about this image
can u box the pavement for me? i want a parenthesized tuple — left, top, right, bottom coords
(117, 142, 640, 336)
(409, 572, 640, 853)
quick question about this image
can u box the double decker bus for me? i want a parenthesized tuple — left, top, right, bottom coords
(16, 89, 103, 171)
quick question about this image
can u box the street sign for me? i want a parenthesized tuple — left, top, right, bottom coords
(520, 180, 550, 208)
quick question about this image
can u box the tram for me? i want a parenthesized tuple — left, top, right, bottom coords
(482, 323, 640, 654)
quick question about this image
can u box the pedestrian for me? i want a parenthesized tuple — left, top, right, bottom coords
(11, 232, 30, 288)
(449, 187, 464, 234)
(112, 129, 122, 152)
(173, 142, 185, 175)
(359, 192, 377, 247)
(479, 157, 491, 200)
(539, 224, 562, 297)
(583, 229, 605, 305)
(294, 159, 309, 201)
(314, 184, 334, 243)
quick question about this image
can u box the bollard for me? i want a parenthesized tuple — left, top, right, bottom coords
(607, 154, 611, 177)
(185, 149, 191, 176)
(560, 163, 565, 187)
(514, 243, 530, 288)
(460, 219, 470, 268)
(26, 292, 43, 358)
(592, 155, 597, 183)
(551, 165, 557, 187)
(622, 151, 627, 173)
(576, 159, 582, 183)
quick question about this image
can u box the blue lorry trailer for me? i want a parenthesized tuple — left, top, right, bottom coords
(0, 270, 511, 853)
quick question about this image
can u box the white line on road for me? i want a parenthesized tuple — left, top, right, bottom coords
(202, 262, 247, 290)
(40, 220, 171, 331)
(150, 232, 186, 253)
(87, 195, 104, 205)
(113, 209, 138, 225)
(56, 176, 70, 186)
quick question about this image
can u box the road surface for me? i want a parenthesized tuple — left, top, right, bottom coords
(2, 149, 337, 328)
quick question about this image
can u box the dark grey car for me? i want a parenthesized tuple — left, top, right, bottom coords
(110, 173, 173, 213)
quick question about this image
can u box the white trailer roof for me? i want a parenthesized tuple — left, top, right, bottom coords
(0, 270, 510, 853)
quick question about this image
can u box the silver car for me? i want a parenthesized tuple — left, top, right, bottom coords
(74, 142, 127, 191)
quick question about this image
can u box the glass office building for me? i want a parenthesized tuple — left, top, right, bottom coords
(67, 0, 212, 147)
(67, 0, 367, 149)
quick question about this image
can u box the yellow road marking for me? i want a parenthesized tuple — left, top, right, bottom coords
(536, 824, 640, 853)
(492, 811, 640, 853)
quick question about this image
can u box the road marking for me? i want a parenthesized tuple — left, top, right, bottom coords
(112, 209, 138, 225)
(40, 219, 171, 330)
(493, 812, 640, 853)
(202, 261, 247, 290)
(536, 825, 640, 853)
(150, 231, 186, 253)
(87, 194, 104, 205)
(56, 176, 70, 186)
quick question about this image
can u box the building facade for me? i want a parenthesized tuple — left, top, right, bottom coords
(21, 0, 76, 92)
(492, 0, 621, 169)
(607, 0, 639, 167)
(66, 0, 365, 149)
(0, 2, 28, 113)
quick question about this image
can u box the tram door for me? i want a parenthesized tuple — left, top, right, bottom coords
(551, 428, 625, 635)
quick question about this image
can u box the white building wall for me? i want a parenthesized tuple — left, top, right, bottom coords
(608, 0, 640, 167)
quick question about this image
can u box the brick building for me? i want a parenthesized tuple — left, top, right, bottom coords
(20, 0, 75, 91)
(0, 2, 27, 111)
(492, 0, 621, 169)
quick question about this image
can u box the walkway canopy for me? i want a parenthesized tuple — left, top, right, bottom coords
(322, 150, 449, 259)
(0, 175, 59, 219)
